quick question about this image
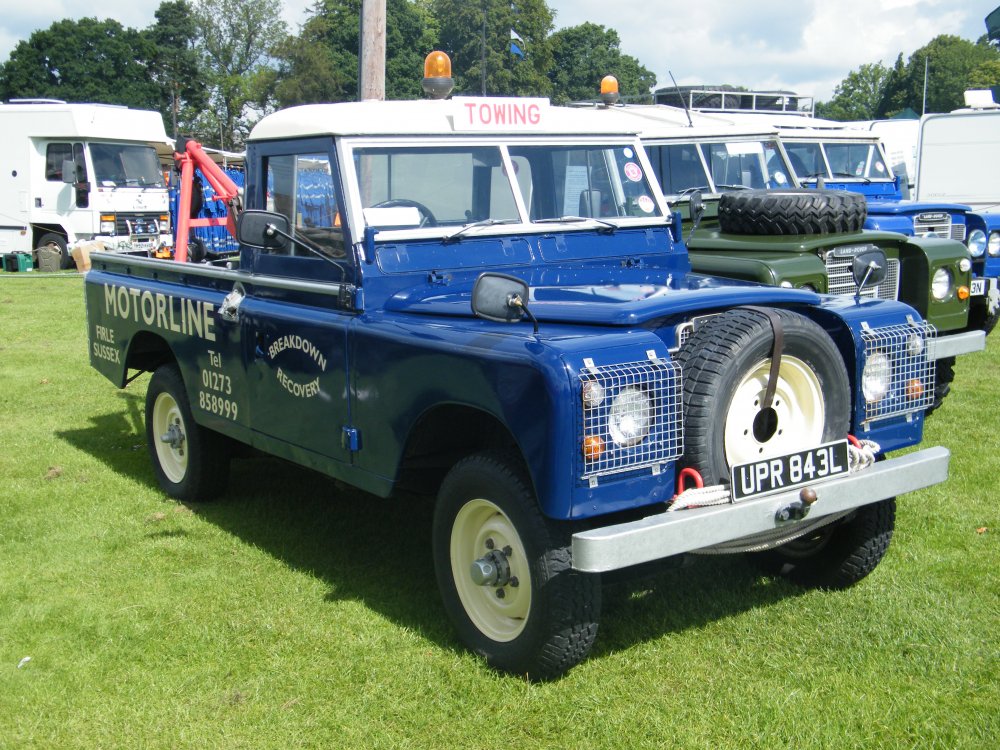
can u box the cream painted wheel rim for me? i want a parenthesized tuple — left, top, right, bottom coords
(724, 355, 825, 467)
(152, 391, 188, 484)
(450, 498, 531, 642)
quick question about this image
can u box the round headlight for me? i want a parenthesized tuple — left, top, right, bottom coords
(989, 232, 1000, 257)
(968, 229, 987, 258)
(862, 352, 891, 403)
(931, 267, 953, 301)
(608, 386, 652, 447)
(959, 257, 972, 273)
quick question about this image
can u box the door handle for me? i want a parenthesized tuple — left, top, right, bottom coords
(219, 283, 245, 323)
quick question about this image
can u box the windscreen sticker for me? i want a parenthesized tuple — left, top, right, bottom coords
(623, 162, 643, 182)
(875, 162, 885, 173)
(637, 195, 655, 213)
(623, 147, 634, 158)
(774, 171, 787, 185)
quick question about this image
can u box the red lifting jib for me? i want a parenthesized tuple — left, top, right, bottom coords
(172, 137, 240, 263)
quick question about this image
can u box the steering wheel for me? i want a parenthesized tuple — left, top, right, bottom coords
(371, 198, 438, 227)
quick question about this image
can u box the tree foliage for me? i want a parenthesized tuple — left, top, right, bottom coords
(0, 18, 159, 107)
(547, 23, 655, 104)
(146, 1, 208, 137)
(815, 62, 891, 121)
(273, 0, 436, 107)
(433, 0, 555, 96)
(191, 0, 287, 148)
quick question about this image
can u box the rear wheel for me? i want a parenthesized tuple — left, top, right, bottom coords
(432, 451, 600, 680)
(750, 499, 896, 589)
(145, 364, 230, 501)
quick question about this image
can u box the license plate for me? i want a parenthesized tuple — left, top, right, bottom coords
(971, 278, 986, 296)
(731, 439, 850, 501)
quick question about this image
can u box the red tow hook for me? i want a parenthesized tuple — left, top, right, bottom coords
(676, 467, 704, 496)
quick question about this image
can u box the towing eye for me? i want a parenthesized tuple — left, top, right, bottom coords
(741, 306, 784, 410)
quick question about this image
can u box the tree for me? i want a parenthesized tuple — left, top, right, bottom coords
(146, 1, 208, 137)
(273, 0, 436, 107)
(433, 0, 554, 96)
(547, 23, 655, 104)
(877, 34, 1000, 116)
(815, 62, 891, 121)
(0, 18, 159, 108)
(191, 0, 287, 148)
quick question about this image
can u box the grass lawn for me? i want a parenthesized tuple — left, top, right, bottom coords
(1, 273, 997, 748)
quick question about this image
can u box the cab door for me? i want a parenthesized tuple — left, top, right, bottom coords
(238, 144, 357, 464)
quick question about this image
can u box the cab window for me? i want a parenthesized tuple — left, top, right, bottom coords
(265, 153, 344, 258)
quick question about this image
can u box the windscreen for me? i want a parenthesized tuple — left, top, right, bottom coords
(90, 143, 165, 188)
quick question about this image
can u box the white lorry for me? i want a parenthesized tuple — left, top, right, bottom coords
(0, 100, 173, 268)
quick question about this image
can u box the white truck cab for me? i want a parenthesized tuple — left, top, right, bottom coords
(0, 100, 173, 267)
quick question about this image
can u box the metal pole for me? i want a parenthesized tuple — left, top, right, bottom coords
(481, 2, 487, 95)
(359, 0, 387, 100)
(922, 55, 928, 115)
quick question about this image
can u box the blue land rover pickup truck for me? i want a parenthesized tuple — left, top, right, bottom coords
(85, 86, 951, 679)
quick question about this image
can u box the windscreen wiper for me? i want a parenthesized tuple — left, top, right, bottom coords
(442, 218, 515, 244)
(531, 215, 617, 234)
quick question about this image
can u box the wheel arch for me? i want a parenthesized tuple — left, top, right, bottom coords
(121, 331, 177, 387)
(397, 402, 528, 497)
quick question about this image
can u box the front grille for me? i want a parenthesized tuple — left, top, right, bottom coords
(825, 254, 900, 300)
(951, 223, 966, 241)
(914, 216, 951, 238)
(114, 213, 162, 236)
(580, 358, 683, 479)
(861, 322, 936, 423)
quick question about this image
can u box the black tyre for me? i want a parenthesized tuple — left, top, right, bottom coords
(145, 364, 230, 501)
(925, 356, 955, 417)
(37, 232, 71, 269)
(718, 189, 867, 235)
(676, 308, 851, 485)
(751, 499, 896, 589)
(432, 451, 600, 680)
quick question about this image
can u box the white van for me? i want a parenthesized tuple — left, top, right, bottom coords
(0, 100, 173, 267)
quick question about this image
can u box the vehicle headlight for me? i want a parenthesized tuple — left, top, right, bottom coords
(100, 214, 115, 235)
(931, 268, 953, 301)
(862, 351, 891, 403)
(959, 257, 971, 273)
(968, 229, 987, 257)
(582, 380, 605, 409)
(989, 232, 1000, 257)
(608, 386, 652, 447)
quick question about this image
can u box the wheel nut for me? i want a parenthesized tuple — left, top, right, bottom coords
(485, 538, 494, 550)
(496, 588, 505, 599)
(509, 577, 519, 588)
(502, 545, 512, 557)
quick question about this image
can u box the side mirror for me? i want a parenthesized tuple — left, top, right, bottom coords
(61, 160, 77, 184)
(236, 210, 290, 252)
(472, 272, 537, 332)
(852, 248, 888, 301)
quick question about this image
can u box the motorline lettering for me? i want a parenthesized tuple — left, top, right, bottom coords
(103, 283, 215, 342)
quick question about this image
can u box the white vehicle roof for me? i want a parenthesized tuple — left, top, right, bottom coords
(249, 99, 647, 142)
(0, 101, 171, 144)
(580, 104, 779, 141)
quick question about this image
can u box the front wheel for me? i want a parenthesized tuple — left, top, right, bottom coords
(432, 451, 600, 680)
(36, 232, 70, 269)
(145, 364, 230, 501)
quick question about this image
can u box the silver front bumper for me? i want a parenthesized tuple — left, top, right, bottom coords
(571, 446, 950, 572)
(926, 330, 986, 360)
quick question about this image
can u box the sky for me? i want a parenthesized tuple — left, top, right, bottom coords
(0, 0, 995, 101)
